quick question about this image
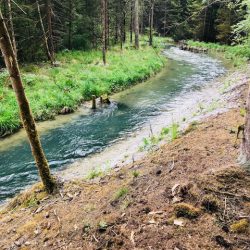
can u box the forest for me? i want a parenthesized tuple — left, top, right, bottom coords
(0, 0, 250, 249)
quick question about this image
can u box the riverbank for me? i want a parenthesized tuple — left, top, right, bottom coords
(0, 64, 249, 249)
(0, 37, 167, 138)
(187, 40, 250, 67)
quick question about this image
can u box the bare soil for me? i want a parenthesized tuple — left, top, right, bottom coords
(0, 82, 250, 250)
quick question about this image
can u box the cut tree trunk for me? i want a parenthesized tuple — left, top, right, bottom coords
(0, 11, 57, 194)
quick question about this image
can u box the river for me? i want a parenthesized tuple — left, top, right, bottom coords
(0, 47, 226, 202)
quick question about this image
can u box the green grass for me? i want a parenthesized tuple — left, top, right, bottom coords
(86, 168, 104, 180)
(187, 40, 250, 67)
(114, 187, 129, 200)
(139, 123, 178, 152)
(0, 37, 167, 136)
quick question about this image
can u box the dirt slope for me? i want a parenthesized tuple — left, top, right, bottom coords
(0, 72, 250, 249)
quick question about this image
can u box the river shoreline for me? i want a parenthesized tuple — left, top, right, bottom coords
(60, 63, 248, 181)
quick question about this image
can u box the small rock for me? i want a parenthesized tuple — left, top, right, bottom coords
(34, 228, 41, 236)
(14, 241, 22, 247)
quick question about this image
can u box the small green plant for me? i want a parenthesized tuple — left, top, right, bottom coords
(114, 187, 129, 200)
(132, 170, 140, 178)
(98, 220, 108, 231)
(87, 168, 103, 180)
(83, 222, 91, 233)
(240, 108, 246, 117)
(170, 122, 179, 141)
(206, 100, 220, 113)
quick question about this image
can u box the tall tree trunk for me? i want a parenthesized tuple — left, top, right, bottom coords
(134, 0, 139, 49)
(149, 0, 154, 46)
(130, 1, 133, 43)
(68, 0, 73, 50)
(240, 85, 250, 166)
(122, 0, 126, 43)
(105, 0, 109, 50)
(7, 0, 17, 57)
(45, 0, 55, 63)
(101, 0, 107, 65)
(36, 0, 54, 64)
(0, 11, 57, 194)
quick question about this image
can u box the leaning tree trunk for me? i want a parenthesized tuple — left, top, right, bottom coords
(45, 0, 55, 64)
(0, 11, 57, 194)
(36, 0, 54, 65)
(240, 84, 250, 166)
(134, 0, 139, 49)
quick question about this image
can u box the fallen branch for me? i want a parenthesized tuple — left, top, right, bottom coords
(204, 188, 250, 201)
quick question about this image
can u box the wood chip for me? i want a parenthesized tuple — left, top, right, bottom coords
(172, 184, 180, 196)
(174, 219, 184, 227)
(148, 211, 164, 215)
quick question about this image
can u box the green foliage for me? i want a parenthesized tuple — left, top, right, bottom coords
(87, 168, 103, 180)
(132, 170, 140, 178)
(0, 40, 167, 136)
(114, 187, 129, 200)
(170, 122, 179, 141)
(240, 108, 246, 117)
(98, 220, 108, 230)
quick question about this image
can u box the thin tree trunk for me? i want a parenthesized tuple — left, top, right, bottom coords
(149, 0, 154, 46)
(46, 0, 55, 63)
(134, 0, 139, 49)
(36, 0, 54, 64)
(105, 0, 109, 50)
(130, 1, 133, 43)
(0, 11, 57, 194)
(68, 0, 73, 50)
(101, 0, 107, 65)
(240, 84, 250, 166)
(7, 0, 17, 57)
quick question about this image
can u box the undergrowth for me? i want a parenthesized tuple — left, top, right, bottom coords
(0, 37, 167, 136)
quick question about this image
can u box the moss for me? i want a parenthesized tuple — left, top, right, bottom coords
(7, 182, 47, 210)
(201, 194, 220, 212)
(184, 121, 199, 135)
(230, 219, 249, 233)
(174, 203, 201, 219)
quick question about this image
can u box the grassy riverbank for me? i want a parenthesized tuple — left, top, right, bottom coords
(187, 40, 250, 67)
(0, 38, 167, 137)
